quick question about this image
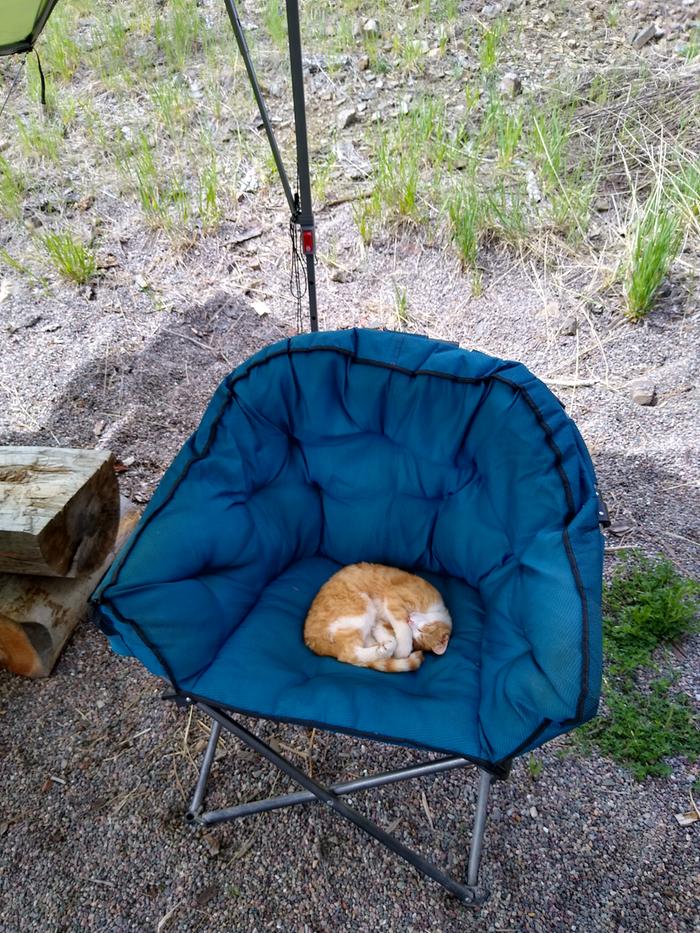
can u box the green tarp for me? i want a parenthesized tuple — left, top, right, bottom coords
(0, 0, 60, 56)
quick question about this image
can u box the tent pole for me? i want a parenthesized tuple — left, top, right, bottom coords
(221, 0, 296, 215)
(285, 0, 319, 332)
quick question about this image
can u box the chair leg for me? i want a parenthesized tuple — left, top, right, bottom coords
(466, 768, 494, 888)
(186, 720, 221, 821)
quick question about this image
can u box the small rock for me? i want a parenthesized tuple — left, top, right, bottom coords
(337, 107, 359, 129)
(202, 832, 220, 857)
(93, 419, 107, 437)
(630, 381, 657, 406)
(194, 884, 219, 908)
(558, 316, 579, 336)
(330, 266, 355, 283)
(357, 54, 370, 71)
(526, 170, 542, 203)
(252, 299, 270, 318)
(632, 24, 663, 49)
(363, 18, 380, 38)
(335, 140, 371, 180)
(23, 215, 43, 231)
(499, 71, 523, 98)
(608, 519, 635, 537)
(530, 806, 539, 818)
(594, 196, 611, 212)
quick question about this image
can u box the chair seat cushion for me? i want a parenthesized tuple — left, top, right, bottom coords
(184, 557, 486, 758)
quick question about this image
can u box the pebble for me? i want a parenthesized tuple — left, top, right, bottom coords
(630, 381, 657, 406)
(337, 107, 359, 129)
(335, 140, 371, 180)
(558, 316, 579, 336)
(500, 71, 523, 97)
(632, 24, 663, 49)
(363, 18, 380, 37)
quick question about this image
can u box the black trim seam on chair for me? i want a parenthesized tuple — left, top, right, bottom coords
(95, 341, 596, 756)
(166, 691, 513, 780)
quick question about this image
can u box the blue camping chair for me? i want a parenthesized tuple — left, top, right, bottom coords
(92, 328, 605, 904)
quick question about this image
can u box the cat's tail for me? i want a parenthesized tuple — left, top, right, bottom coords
(368, 651, 424, 673)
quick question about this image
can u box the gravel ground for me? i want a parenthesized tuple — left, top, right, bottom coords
(2, 0, 700, 929)
(1, 264, 698, 932)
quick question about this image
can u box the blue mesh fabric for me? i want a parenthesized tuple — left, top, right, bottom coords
(93, 329, 603, 763)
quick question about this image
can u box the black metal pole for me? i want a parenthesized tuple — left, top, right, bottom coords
(222, 0, 296, 215)
(284, 0, 319, 331)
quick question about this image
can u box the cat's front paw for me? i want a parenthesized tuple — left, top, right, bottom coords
(377, 637, 397, 658)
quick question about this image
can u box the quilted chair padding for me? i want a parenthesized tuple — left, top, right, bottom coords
(93, 329, 603, 765)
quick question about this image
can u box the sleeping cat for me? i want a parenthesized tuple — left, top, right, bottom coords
(304, 562, 452, 672)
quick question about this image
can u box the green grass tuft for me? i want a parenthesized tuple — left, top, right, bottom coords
(447, 180, 481, 271)
(581, 554, 700, 780)
(624, 196, 682, 320)
(0, 155, 26, 220)
(42, 231, 97, 284)
(603, 555, 700, 675)
(584, 681, 700, 780)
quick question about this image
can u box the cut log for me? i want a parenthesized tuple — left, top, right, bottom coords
(0, 496, 140, 678)
(0, 447, 120, 577)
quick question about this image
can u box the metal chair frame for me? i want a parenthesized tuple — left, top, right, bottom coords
(178, 697, 512, 906)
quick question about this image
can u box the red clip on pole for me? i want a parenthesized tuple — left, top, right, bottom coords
(302, 229, 315, 255)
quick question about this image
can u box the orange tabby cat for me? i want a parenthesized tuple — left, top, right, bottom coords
(304, 563, 452, 672)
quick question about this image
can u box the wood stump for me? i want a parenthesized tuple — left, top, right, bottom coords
(0, 446, 120, 577)
(0, 496, 139, 677)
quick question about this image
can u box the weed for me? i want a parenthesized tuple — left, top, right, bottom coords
(684, 27, 700, 62)
(150, 79, 194, 136)
(584, 681, 700, 780)
(603, 555, 699, 676)
(496, 109, 523, 168)
(669, 159, 700, 225)
(0, 155, 26, 220)
(263, 0, 287, 49)
(529, 107, 571, 191)
(154, 0, 205, 71)
(479, 19, 504, 75)
(198, 153, 223, 233)
(607, 5, 621, 28)
(41, 6, 82, 82)
(447, 180, 481, 270)
(393, 284, 410, 327)
(484, 181, 529, 248)
(624, 195, 682, 320)
(353, 199, 374, 245)
(373, 126, 420, 222)
(16, 115, 62, 161)
(42, 231, 97, 284)
(580, 555, 700, 780)
(527, 754, 544, 779)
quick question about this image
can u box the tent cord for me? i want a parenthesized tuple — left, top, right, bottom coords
(34, 50, 46, 107)
(0, 56, 26, 122)
(289, 193, 307, 334)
